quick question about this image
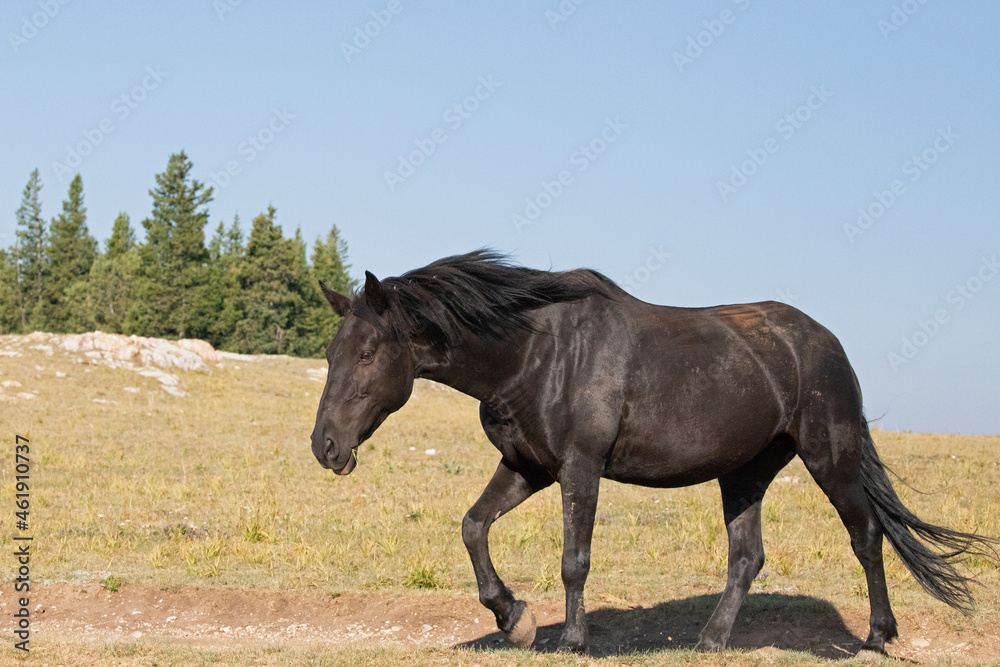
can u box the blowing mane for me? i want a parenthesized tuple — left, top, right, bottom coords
(352, 250, 615, 348)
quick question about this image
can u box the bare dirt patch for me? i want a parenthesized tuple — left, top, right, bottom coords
(5, 581, 997, 662)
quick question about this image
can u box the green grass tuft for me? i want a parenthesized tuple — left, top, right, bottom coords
(101, 575, 124, 592)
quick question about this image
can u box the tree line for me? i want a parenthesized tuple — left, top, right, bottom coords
(0, 151, 356, 357)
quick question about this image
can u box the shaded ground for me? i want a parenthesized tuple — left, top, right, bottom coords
(3, 581, 995, 663)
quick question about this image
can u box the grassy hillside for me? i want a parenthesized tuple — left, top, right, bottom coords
(1, 334, 998, 665)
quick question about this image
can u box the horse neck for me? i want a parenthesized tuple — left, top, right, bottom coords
(412, 332, 524, 405)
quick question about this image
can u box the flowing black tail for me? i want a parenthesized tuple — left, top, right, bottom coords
(860, 434, 999, 612)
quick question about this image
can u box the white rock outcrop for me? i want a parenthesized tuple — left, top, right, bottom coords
(39, 331, 211, 372)
(3, 332, 230, 398)
(1, 332, 321, 400)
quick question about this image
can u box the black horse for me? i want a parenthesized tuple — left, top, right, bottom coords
(310, 250, 996, 655)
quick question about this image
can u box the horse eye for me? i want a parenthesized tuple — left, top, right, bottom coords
(360, 351, 374, 362)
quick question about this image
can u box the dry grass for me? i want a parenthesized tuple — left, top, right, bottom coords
(1, 337, 998, 664)
(0, 638, 843, 667)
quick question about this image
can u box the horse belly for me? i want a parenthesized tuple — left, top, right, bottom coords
(603, 378, 784, 488)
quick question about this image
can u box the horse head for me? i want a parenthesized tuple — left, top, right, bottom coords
(310, 271, 414, 475)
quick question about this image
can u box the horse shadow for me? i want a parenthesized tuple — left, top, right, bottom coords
(456, 593, 866, 660)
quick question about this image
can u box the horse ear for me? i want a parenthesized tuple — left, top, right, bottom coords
(319, 281, 351, 317)
(364, 270, 388, 315)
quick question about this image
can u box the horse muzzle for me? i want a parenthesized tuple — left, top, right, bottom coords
(332, 446, 358, 475)
(312, 435, 358, 475)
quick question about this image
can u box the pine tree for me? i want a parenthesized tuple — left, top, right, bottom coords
(224, 215, 244, 259)
(41, 174, 98, 331)
(83, 213, 139, 333)
(1, 153, 359, 352)
(300, 224, 357, 356)
(204, 214, 244, 349)
(131, 151, 213, 339)
(312, 225, 355, 295)
(232, 206, 304, 354)
(286, 227, 318, 356)
(208, 221, 226, 264)
(14, 169, 46, 329)
(105, 211, 136, 259)
(0, 248, 21, 334)
(208, 214, 243, 267)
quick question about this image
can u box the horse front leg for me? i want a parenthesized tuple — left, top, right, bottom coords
(462, 459, 552, 647)
(557, 464, 602, 653)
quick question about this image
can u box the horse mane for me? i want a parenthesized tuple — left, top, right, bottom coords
(351, 249, 615, 348)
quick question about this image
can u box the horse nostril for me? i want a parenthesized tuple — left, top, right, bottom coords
(325, 438, 335, 458)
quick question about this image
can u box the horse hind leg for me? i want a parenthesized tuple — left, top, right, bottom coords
(795, 416, 897, 654)
(697, 436, 796, 651)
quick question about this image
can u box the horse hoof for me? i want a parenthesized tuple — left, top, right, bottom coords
(556, 641, 587, 654)
(556, 628, 588, 654)
(505, 603, 536, 648)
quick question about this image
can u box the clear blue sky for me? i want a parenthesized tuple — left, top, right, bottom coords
(2, 2, 997, 434)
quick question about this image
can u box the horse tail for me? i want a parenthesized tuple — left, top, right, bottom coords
(860, 431, 999, 612)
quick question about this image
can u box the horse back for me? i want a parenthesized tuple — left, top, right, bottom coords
(602, 297, 857, 487)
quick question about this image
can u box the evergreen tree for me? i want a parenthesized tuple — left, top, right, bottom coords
(208, 214, 243, 267)
(232, 206, 305, 354)
(312, 225, 355, 295)
(0, 152, 358, 353)
(14, 169, 46, 328)
(130, 151, 213, 339)
(208, 221, 226, 264)
(105, 210, 136, 259)
(82, 213, 139, 333)
(224, 215, 244, 259)
(0, 248, 21, 334)
(204, 214, 245, 349)
(41, 174, 98, 331)
(300, 224, 357, 356)
(286, 227, 318, 356)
